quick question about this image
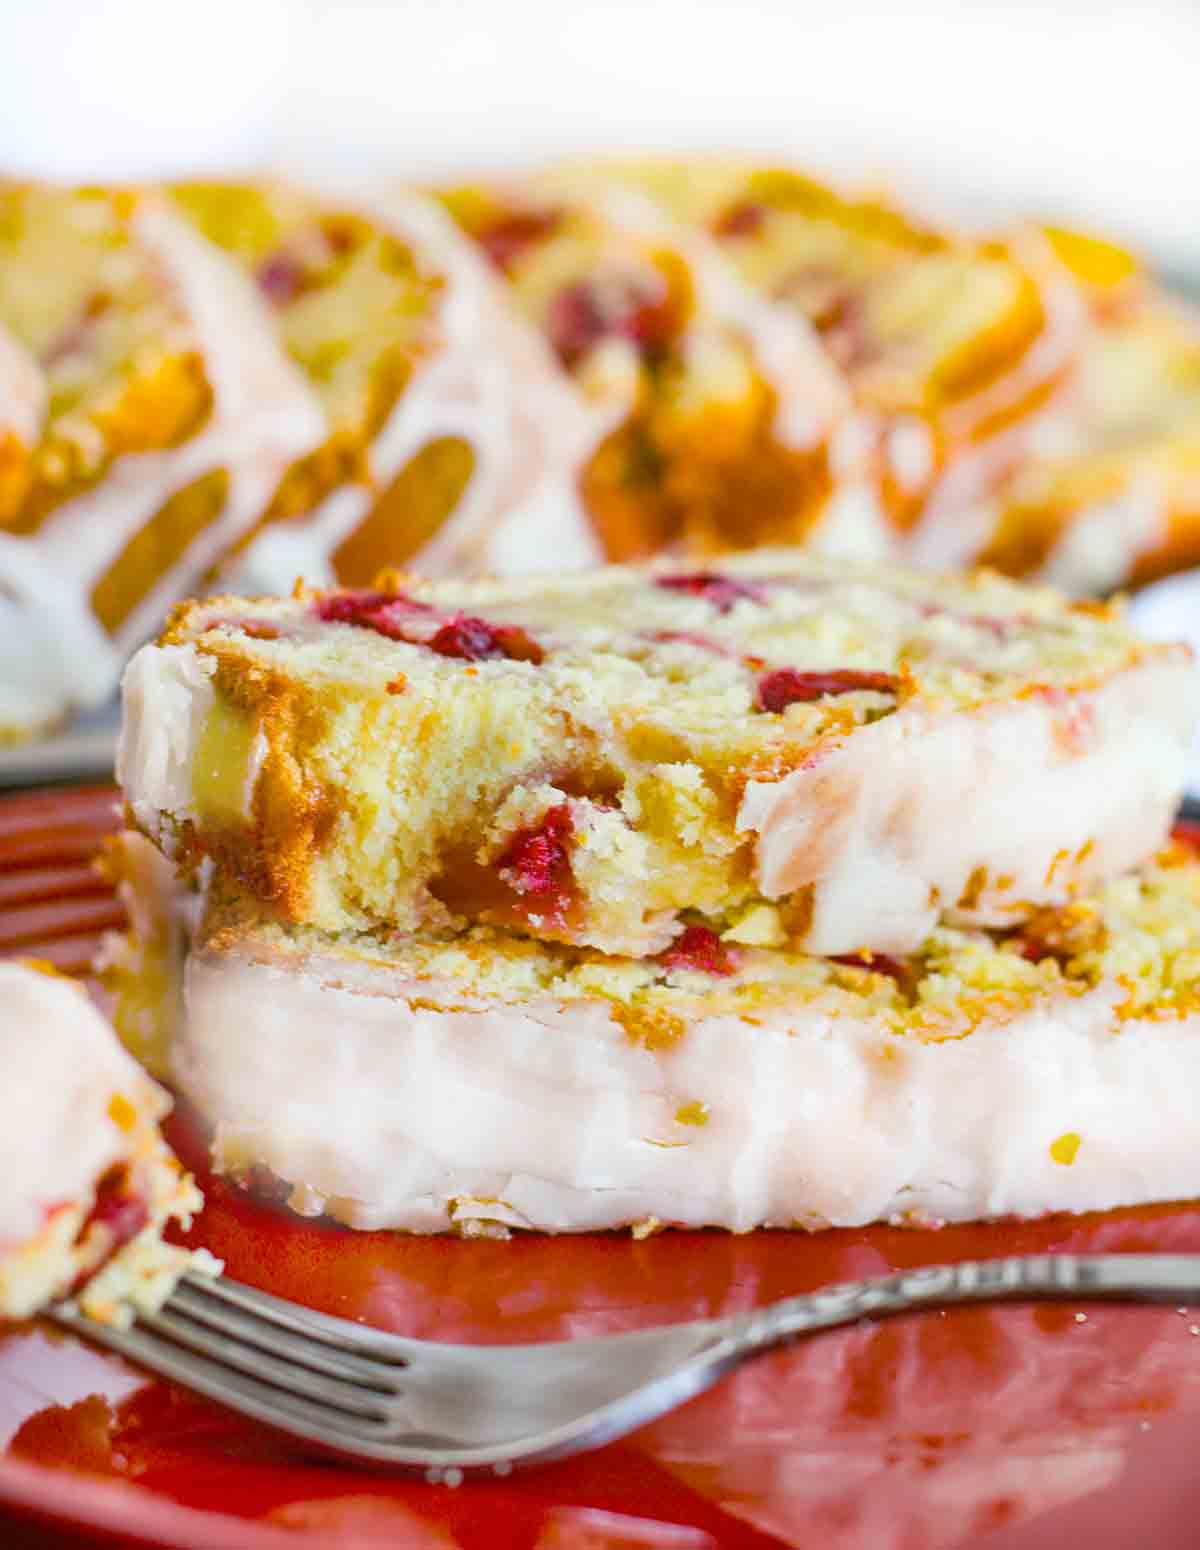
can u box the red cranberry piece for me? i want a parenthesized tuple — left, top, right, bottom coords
(429, 614, 544, 664)
(256, 252, 305, 305)
(319, 593, 543, 663)
(620, 290, 677, 355)
(318, 590, 398, 625)
(78, 1170, 149, 1252)
(476, 208, 562, 273)
(713, 200, 766, 238)
(656, 573, 767, 613)
(547, 275, 676, 368)
(648, 629, 735, 658)
(498, 804, 575, 924)
(756, 668, 899, 713)
(90, 1192, 150, 1248)
(316, 590, 432, 640)
(546, 283, 611, 367)
(485, 625, 544, 665)
(658, 924, 737, 977)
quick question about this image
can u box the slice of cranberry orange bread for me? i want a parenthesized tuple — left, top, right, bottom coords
(436, 177, 848, 563)
(0, 961, 215, 1325)
(0, 181, 326, 740)
(170, 180, 599, 592)
(117, 552, 1198, 960)
(110, 831, 1200, 1234)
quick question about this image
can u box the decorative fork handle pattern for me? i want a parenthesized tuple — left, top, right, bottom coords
(729, 1253, 1200, 1356)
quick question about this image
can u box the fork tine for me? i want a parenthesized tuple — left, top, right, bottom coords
(51, 1304, 396, 1451)
(166, 1281, 404, 1392)
(180, 1272, 416, 1361)
(137, 1304, 396, 1422)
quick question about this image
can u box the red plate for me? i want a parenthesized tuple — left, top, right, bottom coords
(4, 786, 1200, 1550)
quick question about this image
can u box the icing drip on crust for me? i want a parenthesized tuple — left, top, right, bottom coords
(939, 232, 1086, 447)
(598, 187, 849, 452)
(360, 193, 606, 576)
(595, 187, 897, 564)
(0, 532, 120, 738)
(39, 198, 328, 656)
(0, 329, 96, 738)
(0, 199, 326, 735)
(1037, 475, 1169, 597)
(233, 189, 606, 593)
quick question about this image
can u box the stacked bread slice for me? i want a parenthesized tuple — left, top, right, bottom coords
(108, 552, 1200, 1234)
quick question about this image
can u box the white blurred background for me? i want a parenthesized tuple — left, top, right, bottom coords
(0, 0, 1197, 269)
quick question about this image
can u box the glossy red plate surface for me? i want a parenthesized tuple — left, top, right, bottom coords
(4, 786, 1200, 1550)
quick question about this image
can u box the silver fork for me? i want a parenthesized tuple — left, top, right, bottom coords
(51, 1253, 1200, 1477)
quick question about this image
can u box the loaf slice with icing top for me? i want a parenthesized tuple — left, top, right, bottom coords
(0, 181, 326, 739)
(436, 176, 849, 563)
(108, 831, 1200, 1235)
(118, 551, 1198, 959)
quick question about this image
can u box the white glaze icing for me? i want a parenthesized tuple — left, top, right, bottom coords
(172, 934, 1200, 1234)
(902, 249, 1087, 572)
(1036, 475, 1167, 596)
(738, 650, 1199, 954)
(599, 187, 849, 452)
(800, 479, 898, 563)
(232, 187, 604, 591)
(0, 964, 166, 1248)
(0, 199, 327, 737)
(903, 491, 1003, 573)
(0, 330, 95, 737)
(886, 416, 936, 494)
(0, 532, 121, 736)
(901, 381, 1084, 574)
(38, 197, 328, 657)
(116, 642, 217, 845)
(365, 193, 606, 576)
(939, 234, 1086, 446)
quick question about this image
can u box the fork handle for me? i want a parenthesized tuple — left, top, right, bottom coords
(727, 1253, 1200, 1356)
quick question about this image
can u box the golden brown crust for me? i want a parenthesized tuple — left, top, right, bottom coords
(179, 645, 339, 919)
